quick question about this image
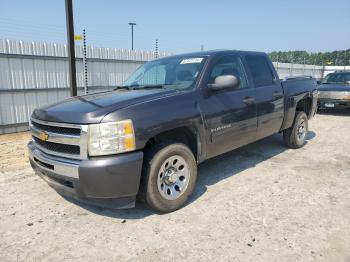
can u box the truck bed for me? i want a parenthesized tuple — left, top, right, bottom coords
(280, 76, 318, 130)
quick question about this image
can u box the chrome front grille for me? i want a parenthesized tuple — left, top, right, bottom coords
(30, 118, 88, 160)
(318, 91, 350, 100)
(33, 137, 80, 155)
(31, 121, 81, 136)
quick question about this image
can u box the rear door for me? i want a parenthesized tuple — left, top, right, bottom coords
(245, 55, 284, 139)
(199, 54, 257, 158)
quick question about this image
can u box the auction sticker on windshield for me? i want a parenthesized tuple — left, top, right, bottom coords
(180, 58, 204, 64)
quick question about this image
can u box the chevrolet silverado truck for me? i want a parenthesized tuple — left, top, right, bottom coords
(318, 71, 350, 109)
(28, 50, 318, 213)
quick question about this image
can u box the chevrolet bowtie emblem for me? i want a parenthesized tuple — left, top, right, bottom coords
(38, 131, 49, 141)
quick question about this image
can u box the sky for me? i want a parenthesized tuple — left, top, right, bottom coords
(0, 0, 349, 54)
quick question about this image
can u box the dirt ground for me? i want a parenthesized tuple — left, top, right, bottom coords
(0, 110, 349, 262)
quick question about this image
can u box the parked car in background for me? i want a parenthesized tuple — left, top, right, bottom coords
(318, 71, 350, 109)
(28, 50, 318, 213)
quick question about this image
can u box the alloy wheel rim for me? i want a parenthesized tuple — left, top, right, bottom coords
(297, 118, 307, 141)
(157, 155, 190, 200)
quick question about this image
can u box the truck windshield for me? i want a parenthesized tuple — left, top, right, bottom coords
(122, 56, 206, 90)
(323, 73, 350, 84)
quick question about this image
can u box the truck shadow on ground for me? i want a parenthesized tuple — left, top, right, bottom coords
(317, 108, 350, 116)
(190, 131, 315, 204)
(74, 131, 316, 219)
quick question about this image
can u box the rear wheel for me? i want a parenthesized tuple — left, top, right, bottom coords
(283, 111, 308, 149)
(140, 143, 197, 213)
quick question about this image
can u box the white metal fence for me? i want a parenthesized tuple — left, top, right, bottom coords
(0, 39, 171, 134)
(0, 39, 349, 134)
(274, 62, 324, 79)
(274, 62, 350, 79)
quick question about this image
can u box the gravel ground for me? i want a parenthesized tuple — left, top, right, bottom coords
(0, 110, 350, 262)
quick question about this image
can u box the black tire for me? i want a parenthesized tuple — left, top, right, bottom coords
(139, 142, 197, 213)
(283, 111, 308, 149)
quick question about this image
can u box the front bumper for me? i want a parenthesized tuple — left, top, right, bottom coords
(28, 141, 143, 209)
(318, 98, 350, 109)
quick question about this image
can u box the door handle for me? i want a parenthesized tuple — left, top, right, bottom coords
(243, 97, 255, 105)
(273, 91, 283, 98)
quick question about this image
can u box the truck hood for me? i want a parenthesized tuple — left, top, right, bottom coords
(318, 84, 350, 92)
(32, 89, 177, 124)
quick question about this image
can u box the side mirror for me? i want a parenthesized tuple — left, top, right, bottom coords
(316, 80, 322, 85)
(208, 75, 240, 91)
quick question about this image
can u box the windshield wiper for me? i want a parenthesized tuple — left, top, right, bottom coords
(113, 85, 135, 91)
(134, 85, 166, 89)
(322, 82, 347, 85)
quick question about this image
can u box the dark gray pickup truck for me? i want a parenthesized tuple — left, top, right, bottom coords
(318, 71, 350, 109)
(28, 50, 318, 212)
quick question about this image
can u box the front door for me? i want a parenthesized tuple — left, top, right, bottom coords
(199, 55, 257, 159)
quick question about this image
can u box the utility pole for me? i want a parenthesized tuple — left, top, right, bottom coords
(201, 44, 204, 51)
(344, 49, 347, 71)
(322, 60, 325, 79)
(128, 22, 136, 50)
(65, 0, 77, 96)
(155, 39, 159, 58)
(83, 29, 88, 95)
(313, 55, 316, 78)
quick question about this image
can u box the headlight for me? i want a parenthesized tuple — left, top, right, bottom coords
(344, 91, 350, 100)
(88, 120, 136, 156)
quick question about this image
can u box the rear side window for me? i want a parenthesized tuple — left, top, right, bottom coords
(246, 55, 274, 87)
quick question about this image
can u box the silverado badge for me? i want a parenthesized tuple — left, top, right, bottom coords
(38, 131, 49, 141)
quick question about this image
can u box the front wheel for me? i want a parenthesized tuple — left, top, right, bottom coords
(283, 111, 308, 149)
(140, 143, 197, 213)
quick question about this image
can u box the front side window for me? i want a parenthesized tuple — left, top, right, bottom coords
(122, 56, 206, 90)
(209, 55, 248, 89)
(246, 55, 275, 87)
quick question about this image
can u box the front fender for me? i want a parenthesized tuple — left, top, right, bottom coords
(101, 90, 207, 161)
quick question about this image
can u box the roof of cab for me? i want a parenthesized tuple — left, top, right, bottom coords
(329, 71, 350, 74)
(159, 49, 267, 60)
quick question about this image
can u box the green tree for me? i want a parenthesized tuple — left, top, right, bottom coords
(269, 49, 350, 66)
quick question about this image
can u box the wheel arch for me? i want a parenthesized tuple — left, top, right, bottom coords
(143, 126, 202, 163)
(281, 93, 314, 130)
(296, 96, 313, 118)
